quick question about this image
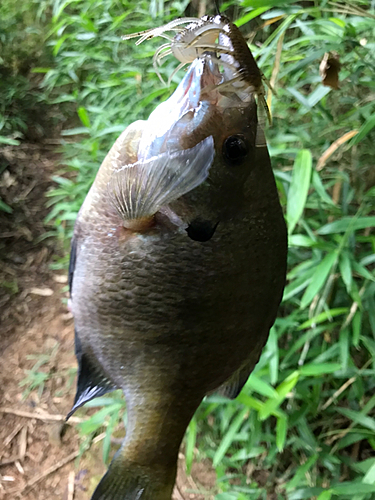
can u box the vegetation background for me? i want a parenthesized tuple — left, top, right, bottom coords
(1, 0, 375, 498)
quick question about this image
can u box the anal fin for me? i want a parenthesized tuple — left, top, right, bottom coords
(67, 329, 117, 419)
(215, 360, 255, 400)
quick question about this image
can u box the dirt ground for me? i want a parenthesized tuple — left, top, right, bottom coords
(0, 144, 216, 500)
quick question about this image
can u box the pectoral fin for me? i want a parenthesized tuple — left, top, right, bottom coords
(67, 329, 117, 419)
(108, 136, 215, 222)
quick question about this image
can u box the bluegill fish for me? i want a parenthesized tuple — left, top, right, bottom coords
(68, 23, 287, 500)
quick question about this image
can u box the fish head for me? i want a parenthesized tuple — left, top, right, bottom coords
(106, 53, 264, 232)
(136, 54, 260, 226)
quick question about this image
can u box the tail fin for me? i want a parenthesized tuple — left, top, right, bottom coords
(91, 448, 176, 500)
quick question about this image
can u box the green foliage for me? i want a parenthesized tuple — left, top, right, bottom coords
(19, 344, 60, 399)
(76, 392, 126, 464)
(0, 0, 52, 143)
(36, 0, 375, 498)
(0, 0, 54, 211)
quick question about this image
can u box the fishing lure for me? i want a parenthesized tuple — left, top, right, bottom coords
(123, 14, 272, 122)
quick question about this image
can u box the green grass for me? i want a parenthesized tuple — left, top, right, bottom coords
(19, 344, 60, 399)
(11, 0, 375, 498)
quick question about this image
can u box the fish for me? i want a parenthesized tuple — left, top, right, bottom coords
(68, 20, 288, 500)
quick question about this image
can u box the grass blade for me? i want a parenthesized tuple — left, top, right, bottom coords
(286, 149, 312, 235)
(213, 408, 249, 467)
(300, 252, 338, 309)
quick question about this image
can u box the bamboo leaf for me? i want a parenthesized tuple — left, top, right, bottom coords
(276, 415, 288, 451)
(286, 454, 319, 490)
(350, 114, 375, 145)
(235, 7, 269, 27)
(336, 408, 375, 432)
(247, 374, 278, 398)
(299, 363, 341, 376)
(259, 371, 299, 420)
(306, 85, 331, 107)
(289, 234, 316, 247)
(0, 136, 20, 145)
(242, 0, 296, 7)
(332, 482, 375, 495)
(318, 217, 375, 234)
(286, 149, 312, 234)
(77, 106, 91, 128)
(213, 408, 249, 467)
(298, 308, 348, 329)
(185, 417, 197, 474)
(317, 491, 332, 500)
(352, 311, 362, 347)
(268, 327, 279, 385)
(352, 261, 375, 282)
(0, 199, 13, 213)
(363, 461, 375, 485)
(300, 252, 338, 309)
(339, 253, 352, 291)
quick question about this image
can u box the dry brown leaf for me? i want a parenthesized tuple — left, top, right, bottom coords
(320, 51, 341, 89)
(260, 15, 284, 29)
(29, 287, 54, 296)
(53, 274, 68, 283)
(67, 470, 75, 500)
(317, 130, 358, 171)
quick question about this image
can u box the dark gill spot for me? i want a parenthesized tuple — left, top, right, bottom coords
(186, 219, 219, 242)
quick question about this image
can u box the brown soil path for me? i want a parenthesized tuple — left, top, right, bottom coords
(0, 143, 215, 500)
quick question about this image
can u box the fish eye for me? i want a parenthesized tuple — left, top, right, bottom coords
(222, 135, 248, 165)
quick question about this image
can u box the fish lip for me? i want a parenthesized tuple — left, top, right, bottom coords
(186, 53, 252, 111)
(180, 53, 222, 108)
(137, 57, 221, 160)
(137, 51, 246, 160)
(196, 52, 223, 92)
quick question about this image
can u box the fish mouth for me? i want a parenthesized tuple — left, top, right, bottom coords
(176, 51, 247, 110)
(137, 54, 243, 160)
(181, 52, 223, 107)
